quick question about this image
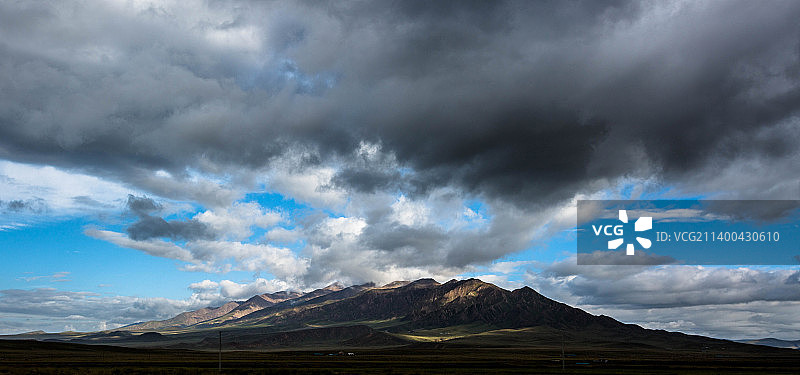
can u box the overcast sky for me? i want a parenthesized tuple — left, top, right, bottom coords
(1, 0, 799, 340)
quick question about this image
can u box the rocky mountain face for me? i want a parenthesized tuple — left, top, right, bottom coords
(231, 278, 626, 333)
(191, 283, 350, 328)
(222, 282, 377, 327)
(123, 290, 304, 331)
(210, 290, 304, 323)
(123, 301, 241, 331)
(124, 278, 629, 334)
(10, 278, 798, 359)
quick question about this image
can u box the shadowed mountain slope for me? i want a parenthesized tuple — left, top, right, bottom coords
(194, 283, 352, 328)
(213, 290, 303, 323)
(226, 282, 377, 326)
(9, 278, 799, 360)
(234, 278, 624, 333)
(123, 301, 240, 331)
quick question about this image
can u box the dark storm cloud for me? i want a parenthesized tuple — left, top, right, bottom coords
(125, 195, 162, 216)
(0, 198, 47, 214)
(538, 260, 800, 308)
(786, 271, 800, 284)
(394, 111, 608, 203)
(315, 0, 800, 203)
(0, 0, 799, 207)
(576, 250, 677, 266)
(331, 168, 402, 194)
(361, 223, 448, 253)
(126, 216, 214, 242)
(124, 195, 215, 241)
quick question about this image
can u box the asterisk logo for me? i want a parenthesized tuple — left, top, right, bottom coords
(608, 210, 652, 255)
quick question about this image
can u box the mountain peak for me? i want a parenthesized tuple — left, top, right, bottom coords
(121, 300, 241, 331)
(259, 290, 303, 304)
(323, 282, 345, 291)
(248, 294, 269, 302)
(379, 280, 411, 289)
(404, 278, 440, 289)
(456, 278, 491, 287)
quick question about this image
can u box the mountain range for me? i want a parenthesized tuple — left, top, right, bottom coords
(3, 278, 799, 356)
(121, 278, 622, 333)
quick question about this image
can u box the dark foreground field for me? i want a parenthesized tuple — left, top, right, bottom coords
(2, 339, 799, 374)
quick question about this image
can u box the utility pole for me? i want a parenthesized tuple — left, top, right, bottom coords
(218, 331, 222, 373)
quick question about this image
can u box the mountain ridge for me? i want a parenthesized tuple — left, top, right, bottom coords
(11, 278, 797, 359)
(123, 301, 241, 331)
(121, 278, 633, 333)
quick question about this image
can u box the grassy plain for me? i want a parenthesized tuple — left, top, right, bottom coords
(2, 338, 799, 374)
